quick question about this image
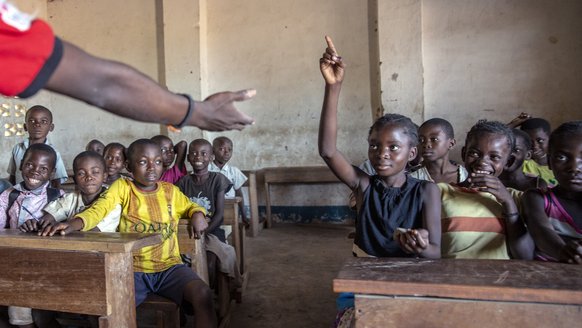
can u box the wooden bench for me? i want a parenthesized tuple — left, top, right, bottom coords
(241, 170, 261, 237)
(262, 166, 341, 228)
(0, 230, 161, 328)
(334, 257, 582, 327)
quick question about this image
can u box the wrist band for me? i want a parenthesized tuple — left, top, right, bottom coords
(170, 94, 194, 130)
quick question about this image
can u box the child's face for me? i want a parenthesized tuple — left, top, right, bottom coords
(75, 157, 106, 198)
(104, 147, 125, 178)
(418, 124, 454, 163)
(188, 143, 213, 172)
(24, 108, 54, 142)
(504, 135, 531, 173)
(87, 142, 104, 155)
(463, 132, 511, 177)
(549, 134, 582, 192)
(525, 128, 549, 161)
(157, 139, 175, 168)
(213, 140, 232, 165)
(368, 125, 416, 177)
(127, 144, 163, 191)
(20, 151, 54, 190)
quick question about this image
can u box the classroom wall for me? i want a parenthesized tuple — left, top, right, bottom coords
(1, 0, 581, 224)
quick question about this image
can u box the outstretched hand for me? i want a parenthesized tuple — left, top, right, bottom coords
(193, 89, 256, 131)
(320, 36, 345, 85)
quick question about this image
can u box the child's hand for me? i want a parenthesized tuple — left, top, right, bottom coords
(395, 228, 429, 254)
(189, 211, 208, 239)
(468, 173, 514, 206)
(560, 240, 582, 264)
(508, 112, 531, 127)
(19, 219, 39, 232)
(39, 222, 72, 237)
(319, 36, 345, 85)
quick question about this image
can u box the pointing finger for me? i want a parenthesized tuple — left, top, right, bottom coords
(325, 35, 338, 55)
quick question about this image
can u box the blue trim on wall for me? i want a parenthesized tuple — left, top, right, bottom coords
(247, 205, 356, 224)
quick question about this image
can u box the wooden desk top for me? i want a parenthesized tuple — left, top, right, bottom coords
(262, 166, 340, 184)
(334, 257, 582, 305)
(0, 230, 162, 253)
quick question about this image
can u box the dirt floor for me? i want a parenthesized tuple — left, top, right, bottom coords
(230, 223, 354, 328)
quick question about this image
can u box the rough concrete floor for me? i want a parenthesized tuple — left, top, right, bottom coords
(230, 223, 354, 328)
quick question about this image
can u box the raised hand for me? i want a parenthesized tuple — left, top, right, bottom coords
(319, 36, 345, 85)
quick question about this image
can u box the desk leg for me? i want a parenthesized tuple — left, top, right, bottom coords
(231, 205, 242, 274)
(248, 172, 260, 237)
(100, 252, 136, 328)
(264, 182, 272, 228)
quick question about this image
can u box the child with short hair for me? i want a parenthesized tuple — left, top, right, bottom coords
(439, 120, 533, 260)
(151, 135, 187, 184)
(319, 36, 441, 258)
(522, 121, 582, 263)
(520, 118, 557, 186)
(20, 151, 120, 233)
(7, 105, 68, 188)
(0, 143, 64, 328)
(411, 118, 468, 184)
(42, 139, 216, 328)
(177, 139, 242, 288)
(103, 142, 130, 186)
(208, 136, 248, 224)
(499, 129, 547, 191)
(85, 139, 105, 155)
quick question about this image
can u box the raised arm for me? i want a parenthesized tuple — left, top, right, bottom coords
(46, 41, 255, 131)
(174, 140, 188, 171)
(318, 36, 362, 189)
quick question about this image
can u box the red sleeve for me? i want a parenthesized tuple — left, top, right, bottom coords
(0, 14, 63, 98)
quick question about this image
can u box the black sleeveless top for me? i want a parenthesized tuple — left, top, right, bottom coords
(355, 175, 427, 257)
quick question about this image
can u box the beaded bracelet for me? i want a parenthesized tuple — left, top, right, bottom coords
(170, 93, 195, 130)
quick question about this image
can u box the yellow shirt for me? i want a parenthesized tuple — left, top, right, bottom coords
(522, 159, 557, 186)
(76, 179, 206, 273)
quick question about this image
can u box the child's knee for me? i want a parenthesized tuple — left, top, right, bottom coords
(184, 280, 213, 306)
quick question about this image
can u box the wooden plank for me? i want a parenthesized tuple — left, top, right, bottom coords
(0, 247, 107, 315)
(242, 170, 261, 238)
(334, 257, 582, 305)
(102, 252, 137, 328)
(0, 230, 162, 253)
(355, 296, 582, 328)
(177, 219, 208, 283)
(224, 198, 242, 274)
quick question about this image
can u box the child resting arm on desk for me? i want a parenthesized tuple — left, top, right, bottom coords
(42, 139, 217, 328)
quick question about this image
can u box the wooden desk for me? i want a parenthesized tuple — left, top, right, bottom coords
(224, 197, 247, 277)
(262, 166, 340, 228)
(0, 230, 161, 328)
(334, 257, 582, 327)
(242, 170, 261, 237)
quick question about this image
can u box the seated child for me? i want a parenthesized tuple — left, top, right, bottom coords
(103, 142, 131, 186)
(177, 139, 242, 288)
(319, 36, 441, 259)
(208, 136, 249, 224)
(7, 105, 68, 187)
(20, 151, 120, 233)
(439, 120, 533, 260)
(42, 139, 216, 328)
(522, 121, 582, 263)
(85, 139, 105, 155)
(0, 143, 64, 328)
(151, 135, 187, 184)
(499, 129, 547, 191)
(520, 118, 557, 186)
(411, 118, 468, 184)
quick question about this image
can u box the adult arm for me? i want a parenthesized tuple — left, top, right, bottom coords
(45, 41, 255, 131)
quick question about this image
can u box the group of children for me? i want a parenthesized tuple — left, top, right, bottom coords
(0, 104, 248, 328)
(319, 36, 581, 325)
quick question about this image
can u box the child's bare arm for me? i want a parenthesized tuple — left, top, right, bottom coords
(206, 190, 226, 234)
(188, 211, 208, 239)
(174, 140, 187, 171)
(318, 36, 363, 189)
(45, 41, 255, 131)
(235, 188, 248, 222)
(39, 217, 84, 236)
(468, 173, 534, 259)
(522, 190, 580, 263)
(19, 213, 57, 232)
(419, 182, 442, 258)
(507, 112, 531, 128)
(8, 175, 15, 186)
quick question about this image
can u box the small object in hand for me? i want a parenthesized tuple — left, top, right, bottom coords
(393, 227, 408, 240)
